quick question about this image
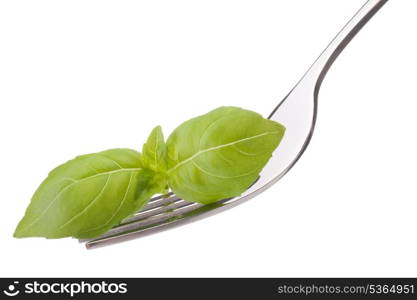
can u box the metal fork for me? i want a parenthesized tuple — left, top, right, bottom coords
(82, 0, 388, 249)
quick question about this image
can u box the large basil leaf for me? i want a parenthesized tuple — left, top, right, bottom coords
(14, 148, 162, 239)
(166, 107, 285, 204)
(141, 125, 167, 173)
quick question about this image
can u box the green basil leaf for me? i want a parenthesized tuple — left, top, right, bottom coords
(166, 106, 285, 204)
(14, 148, 159, 239)
(141, 125, 167, 173)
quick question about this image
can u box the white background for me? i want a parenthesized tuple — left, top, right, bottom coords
(1, 0, 416, 277)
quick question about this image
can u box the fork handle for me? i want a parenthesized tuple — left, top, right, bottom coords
(298, 0, 388, 92)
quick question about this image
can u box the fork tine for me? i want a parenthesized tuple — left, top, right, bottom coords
(147, 192, 172, 202)
(77, 193, 180, 243)
(83, 193, 236, 248)
(85, 202, 210, 249)
(117, 198, 189, 225)
(140, 192, 175, 210)
(105, 202, 200, 237)
(84, 202, 204, 248)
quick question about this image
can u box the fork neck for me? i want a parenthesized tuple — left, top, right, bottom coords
(296, 0, 388, 96)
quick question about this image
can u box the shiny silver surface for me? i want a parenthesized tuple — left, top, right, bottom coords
(83, 0, 388, 249)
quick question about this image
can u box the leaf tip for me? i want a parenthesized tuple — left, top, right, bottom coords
(13, 227, 25, 238)
(13, 217, 33, 238)
(152, 125, 163, 136)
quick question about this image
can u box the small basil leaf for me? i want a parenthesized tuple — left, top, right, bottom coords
(166, 107, 285, 204)
(141, 125, 167, 173)
(14, 148, 156, 239)
(136, 168, 168, 205)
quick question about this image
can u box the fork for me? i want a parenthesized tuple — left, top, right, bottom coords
(82, 0, 388, 249)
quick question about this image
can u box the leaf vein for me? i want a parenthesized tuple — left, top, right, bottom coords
(58, 174, 112, 230)
(78, 172, 134, 234)
(191, 160, 257, 179)
(168, 131, 280, 174)
(231, 145, 258, 156)
(154, 129, 159, 170)
(198, 114, 231, 150)
(97, 155, 123, 169)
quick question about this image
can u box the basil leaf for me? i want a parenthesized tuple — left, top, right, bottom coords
(141, 125, 167, 173)
(166, 107, 285, 204)
(15, 106, 285, 240)
(14, 148, 159, 239)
